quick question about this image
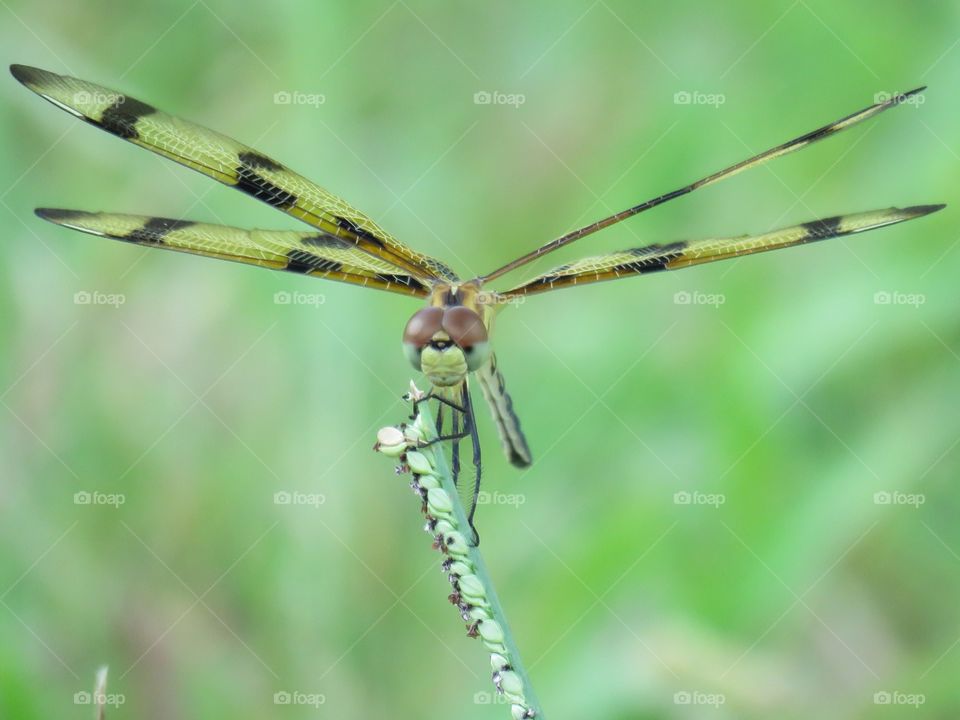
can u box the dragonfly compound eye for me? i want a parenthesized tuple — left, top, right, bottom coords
(441, 306, 488, 349)
(402, 306, 444, 370)
(441, 306, 490, 372)
(403, 306, 444, 346)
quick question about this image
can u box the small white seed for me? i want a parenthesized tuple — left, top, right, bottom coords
(417, 474, 440, 490)
(498, 670, 524, 699)
(490, 653, 511, 672)
(433, 519, 456, 537)
(444, 532, 470, 556)
(375, 426, 407, 456)
(406, 451, 433, 475)
(447, 560, 473, 576)
(478, 619, 504, 644)
(427, 488, 454, 517)
(458, 574, 486, 601)
(511, 703, 533, 720)
(467, 606, 492, 622)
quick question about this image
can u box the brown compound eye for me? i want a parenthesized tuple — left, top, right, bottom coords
(403, 306, 444, 347)
(441, 306, 488, 349)
(442, 306, 491, 371)
(402, 306, 444, 370)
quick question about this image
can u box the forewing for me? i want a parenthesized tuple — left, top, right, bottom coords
(36, 209, 430, 297)
(502, 205, 945, 296)
(11, 64, 457, 282)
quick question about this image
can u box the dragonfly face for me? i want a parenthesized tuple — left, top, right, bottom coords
(403, 303, 491, 387)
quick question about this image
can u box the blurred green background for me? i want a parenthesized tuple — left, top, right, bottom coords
(1, 2, 958, 718)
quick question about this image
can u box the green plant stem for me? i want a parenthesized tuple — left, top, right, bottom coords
(416, 399, 546, 718)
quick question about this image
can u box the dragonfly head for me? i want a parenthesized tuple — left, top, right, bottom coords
(403, 306, 490, 387)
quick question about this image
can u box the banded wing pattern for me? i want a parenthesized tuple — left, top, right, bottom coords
(12, 62, 945, 545)
(481, 87, 930, 284)
(10, 64, 457, 283)
(502, 205, 945, 296)
(36, 209, 430, 296)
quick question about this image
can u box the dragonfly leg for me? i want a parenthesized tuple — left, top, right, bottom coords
(463, 388, 483, 547)
(418, 428, 471, 446)
(411, 384, 482, 545)
(410, 390, 466, 418)
(450, 408, 461, 490)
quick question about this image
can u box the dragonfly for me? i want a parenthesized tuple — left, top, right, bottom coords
(12, 64, 943, 543)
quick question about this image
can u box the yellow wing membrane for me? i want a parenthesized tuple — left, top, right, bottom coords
(11, 64, 456, 283)
(36, 209, 430, 297)
(481, 87, 931, 284)
(501, 205, 945, 296)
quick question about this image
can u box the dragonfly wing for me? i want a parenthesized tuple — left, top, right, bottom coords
(501, 205, 945, 296)
(11, 64, 457, 282)
(481, 87, 929, 283)
(36, 209, 430, 297)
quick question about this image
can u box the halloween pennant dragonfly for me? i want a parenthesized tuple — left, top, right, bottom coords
(12, 64, 943, 542)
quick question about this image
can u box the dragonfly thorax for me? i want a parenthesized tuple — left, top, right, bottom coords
(403, 305, 490, 387)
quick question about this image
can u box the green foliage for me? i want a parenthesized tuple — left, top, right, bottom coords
(1, 1, 957, 718)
